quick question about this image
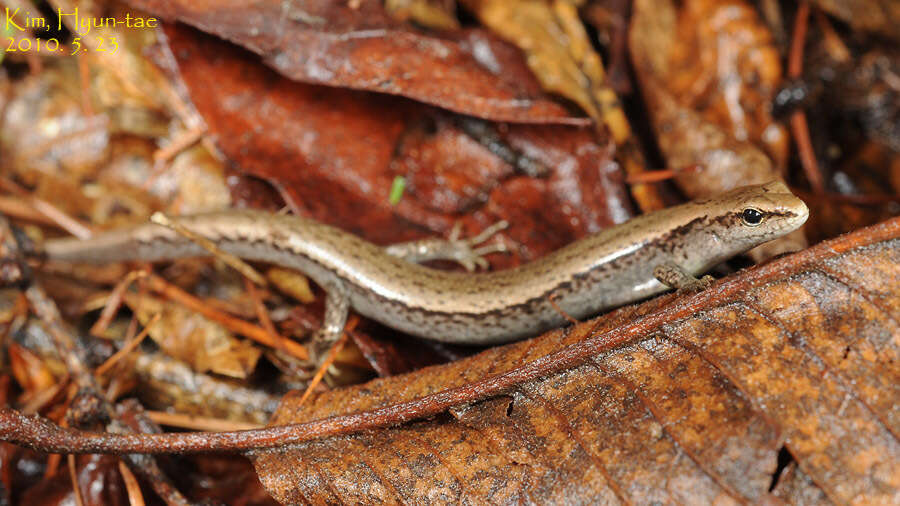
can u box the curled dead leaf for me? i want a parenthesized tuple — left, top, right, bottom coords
(629, 0, 806, 260)
(127, 0, 585, 125)
(126, 293, 261, 379)
(810, 0, 900, 41)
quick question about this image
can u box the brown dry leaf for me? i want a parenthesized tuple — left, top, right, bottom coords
(1, 3, 173, 182)
(0, 22, 231, 227)
(463, 0, 664, 210)
(161, 24, 633, 268)
(125, 0, 585, 125)
(0, 64, 111, 181)
(8, 343, 56, 396)
(125, 293, 261, 379)
(630, 0, 788, 169)
(464, 0, 627, 142)
(131, 352, 279, 425)
(629, 0, 805, 259)
(78, 4, 174, 137)
(265, 267, 315, 305)
(385, 0, 460, 31)
(253, 218, 900, 504)
(811, 0, 900, 41)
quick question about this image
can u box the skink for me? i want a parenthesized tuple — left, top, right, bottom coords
(42, 181, 808, 346)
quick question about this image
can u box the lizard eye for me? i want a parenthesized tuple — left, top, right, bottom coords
(741, 208, 765, 226)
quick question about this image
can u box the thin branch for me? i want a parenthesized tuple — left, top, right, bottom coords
(90, 270, 148, 337)
(297, 319, 354, 407)
(115, 400, 195, 506)
(788, 1, 826, 194)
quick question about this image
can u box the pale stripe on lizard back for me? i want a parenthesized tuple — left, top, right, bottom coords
(43, 182, 808, 344)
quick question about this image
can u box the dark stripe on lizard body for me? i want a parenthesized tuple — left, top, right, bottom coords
(42, 182, 808, 344)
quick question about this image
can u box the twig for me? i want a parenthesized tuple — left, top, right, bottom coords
(76, 52, 94, 117)
(296, 318, 355, 407)
(20, 378, 69, 415)
(115, 400, 194, 506)
(814, 11, 850, 64)
(625, 165, 701, 184)
(29, 199, 94, 240)
(153, 124, 206, 164)
(244, 277, 285, 355)
(90, 270, 148, 337)
(547, 295, 578, 325)
(788, 1, 826, 195)
(0, 196, 59, 226)
(27, 286, 103, 394)
(150, 212, 267, 286)
(0, 176, 94, 239)
(144, 125, 208, 191)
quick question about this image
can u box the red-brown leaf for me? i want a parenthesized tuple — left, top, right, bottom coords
(128, 0, 587, 124)
(160, 24, 632, 266)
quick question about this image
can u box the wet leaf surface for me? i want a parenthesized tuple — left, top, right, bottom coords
(254, 219, 900, 504)
(161, 23, 633, 266)
(811, 0, 900, 41)
(628, 0, 806, 260)
(127, 0, 588, 125)
(630, 0, 787, 185)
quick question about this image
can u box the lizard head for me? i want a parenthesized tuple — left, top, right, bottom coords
(713, 180, 809, 243)
(659, 181, 809, 274)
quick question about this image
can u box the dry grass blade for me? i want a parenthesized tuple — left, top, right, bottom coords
(67, 454, 86, 506)
(117, 460, 146, 506)
(144, 411, 262, 432)
(297, 328, 351, 407)
(89, 270, 147, 337)
(94, 314, 158, 377)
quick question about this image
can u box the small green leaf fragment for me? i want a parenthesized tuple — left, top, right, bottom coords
(389, 176, 406, 205)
